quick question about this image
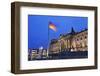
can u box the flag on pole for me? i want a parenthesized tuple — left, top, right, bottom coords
(49, 22, 57, 32)
(47, 22, 57, 57)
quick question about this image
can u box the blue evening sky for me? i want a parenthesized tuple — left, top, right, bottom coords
(28, 15, 88, 49)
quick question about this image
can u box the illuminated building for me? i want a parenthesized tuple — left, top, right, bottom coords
(49, 27, 88, 54)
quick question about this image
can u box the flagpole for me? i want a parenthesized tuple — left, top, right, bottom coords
(47, 22, 56, 58)
(47, 22, 50, 58)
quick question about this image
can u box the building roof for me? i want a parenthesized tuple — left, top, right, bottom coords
(61, 28, 87, 37)
(50, 27, 88, 44)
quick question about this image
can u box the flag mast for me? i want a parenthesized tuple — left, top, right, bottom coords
(47, 22, 57, 58)
(47, 22, 50, 58)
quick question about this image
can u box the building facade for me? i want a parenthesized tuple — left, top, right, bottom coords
(49, 28, 88, 54)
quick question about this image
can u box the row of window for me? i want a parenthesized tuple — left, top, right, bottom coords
(75, 36, 87, 41)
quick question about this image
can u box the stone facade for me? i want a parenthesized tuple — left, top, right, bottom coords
(49, 28, 88, 54)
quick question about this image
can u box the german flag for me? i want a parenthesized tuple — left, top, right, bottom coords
(49, 22, 57, 32)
